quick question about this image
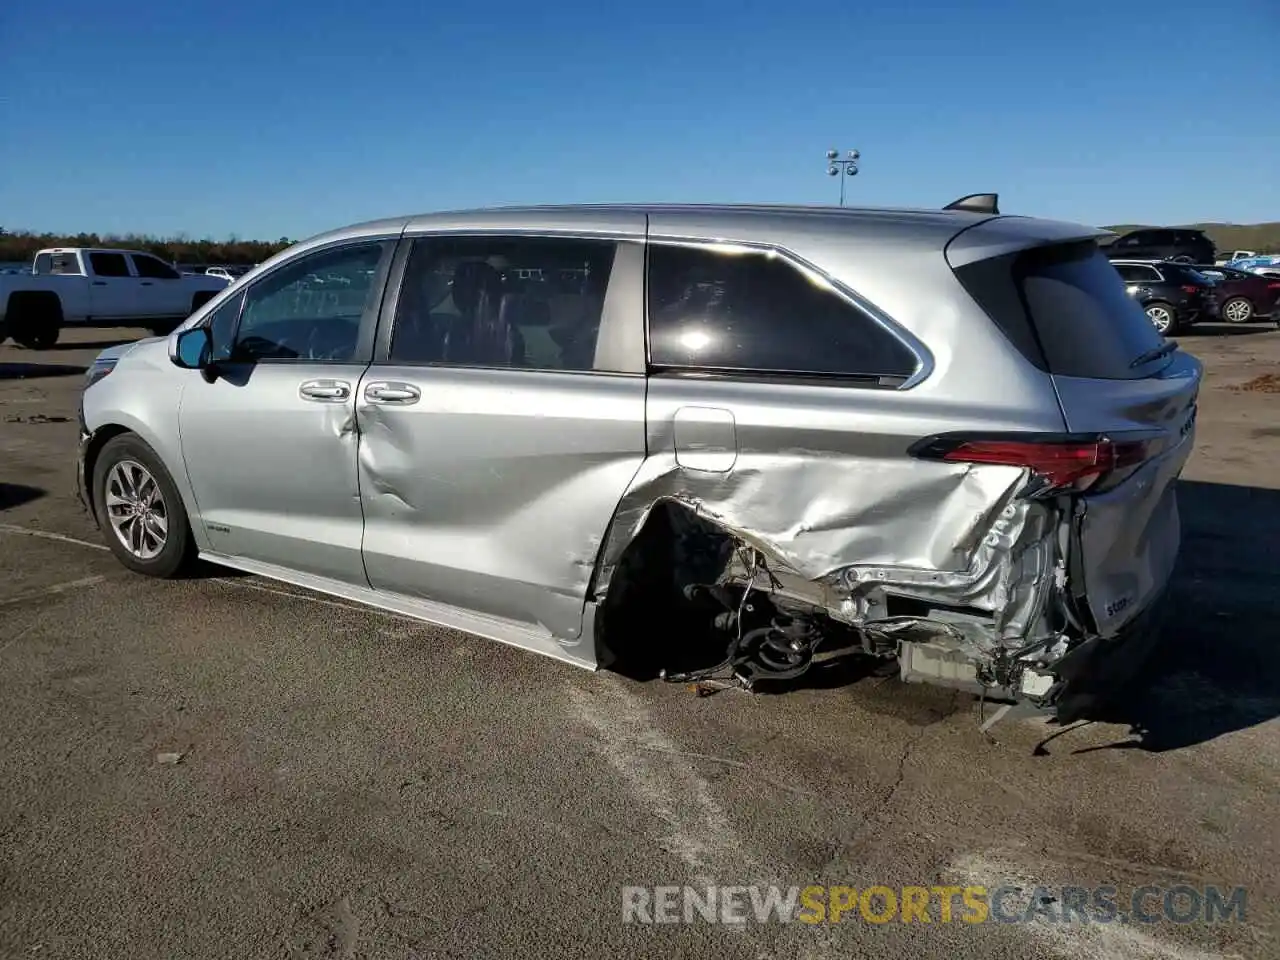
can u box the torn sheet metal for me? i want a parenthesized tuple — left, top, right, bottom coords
(591, 446, 1070, 686)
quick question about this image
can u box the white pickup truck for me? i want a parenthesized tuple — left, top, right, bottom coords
(0, 247, 230, 348)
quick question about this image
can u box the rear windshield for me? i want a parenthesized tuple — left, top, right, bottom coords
(955, 240, 1169, 380)
(1160, 263, 1211, 285)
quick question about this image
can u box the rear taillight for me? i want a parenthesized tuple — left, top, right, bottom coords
(1268, 282, 1280, 290)
(910, 434, 1158, 495)
(1181, 284, 1200, 295)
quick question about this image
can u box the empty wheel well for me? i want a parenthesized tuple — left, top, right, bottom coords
(7, 290, 64, 319)
(593, 500, 736, 676)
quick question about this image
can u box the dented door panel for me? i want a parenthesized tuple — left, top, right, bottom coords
(178, 362, 370, 584)
(356, 367, 647, 639)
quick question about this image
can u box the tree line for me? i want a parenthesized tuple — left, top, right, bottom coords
(0, 228, 294, 266)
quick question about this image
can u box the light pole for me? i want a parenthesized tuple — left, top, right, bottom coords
(826, 148, 860, 206)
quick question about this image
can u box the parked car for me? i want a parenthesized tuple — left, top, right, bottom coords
(0, 248, 229, 348)
(1224, 253, 1280, 277)
(206, 265, 252, 283)
(75, 200, 1200, 721)
(1193, 264, 1280, 324)
(1111, 259, 1218, 334)
(1215, 249, 1257, 265)
(1103, 228, 1216, 265)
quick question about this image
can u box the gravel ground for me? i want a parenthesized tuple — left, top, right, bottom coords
(1, 324, 1278, 959)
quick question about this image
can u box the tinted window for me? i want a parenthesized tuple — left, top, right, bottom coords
(956, 241, 1168, 380)
(1161, 263, 1209, 285)
(88, 252, 130, 277)
(647, 244, 917, 380)
(233, 243, 386, 362)
(1114, 265, 1149, 282)
(33, 254, 52, 274)
(132, 254, 180, 279)
(390, 236, 616, 371)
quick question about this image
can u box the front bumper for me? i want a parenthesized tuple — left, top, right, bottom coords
(74, 401, 92, 516)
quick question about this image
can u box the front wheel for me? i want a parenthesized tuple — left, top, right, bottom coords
(92, 434, 194, 578)
(1145, 301, 1179, 336)
(1221, 296, 1254, 324)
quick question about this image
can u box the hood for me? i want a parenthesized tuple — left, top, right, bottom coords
(94, 336, 165, 364)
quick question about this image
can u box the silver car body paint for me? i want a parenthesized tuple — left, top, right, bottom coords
(79, 204, 1200, 698)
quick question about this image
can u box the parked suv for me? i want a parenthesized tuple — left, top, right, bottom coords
(1112, 259, 1218, 334)
(1104, 228, 1216, 265)
(75, 203, 1200, 720)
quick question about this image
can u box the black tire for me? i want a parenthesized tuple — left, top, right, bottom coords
(8, 293, 62, 349)
(148, 320, 180, 337)
(1221, 296, 1254, 324)
(1144, 301, 1179, 336)
(190, 291, 216, 314)
(92, 433, 194, 578)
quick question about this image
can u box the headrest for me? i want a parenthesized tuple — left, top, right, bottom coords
(452, 260, 502, 314)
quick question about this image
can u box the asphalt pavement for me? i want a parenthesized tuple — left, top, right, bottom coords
(2, 326, 1279, 959)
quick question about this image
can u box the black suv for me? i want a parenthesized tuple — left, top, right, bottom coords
(1103, 228, 1217, 264)
(1112, 259, 1218, 335)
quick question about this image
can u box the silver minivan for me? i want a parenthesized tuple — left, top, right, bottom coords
(76, 201, 1200, 719)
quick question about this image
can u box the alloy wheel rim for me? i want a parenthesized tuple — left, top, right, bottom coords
(1225, 299, 1251, 323)
(104, 460, 168, 560)
(1147, 306, 1172, 333)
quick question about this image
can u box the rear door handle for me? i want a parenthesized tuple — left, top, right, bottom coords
(364, 381, 421, 405)
(299, 379, 351, 402)
(92, 280, 107, 286)
(140, 281, 153, 286)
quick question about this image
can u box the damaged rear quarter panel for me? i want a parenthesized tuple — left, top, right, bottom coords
(594, 374, 1070, 642)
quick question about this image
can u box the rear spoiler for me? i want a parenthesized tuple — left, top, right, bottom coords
(944, 193, 1000, 215)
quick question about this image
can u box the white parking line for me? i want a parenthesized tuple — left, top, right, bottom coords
(0, 575, 109, 608)
(0, 523, 109, 552)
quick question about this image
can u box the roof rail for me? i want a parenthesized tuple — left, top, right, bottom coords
(943, 193, 1000, 215)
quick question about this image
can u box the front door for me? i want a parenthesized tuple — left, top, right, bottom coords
(177, 239, 395, 585)
(356, 232, 648, 641)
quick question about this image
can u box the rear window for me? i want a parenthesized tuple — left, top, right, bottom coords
(955, 240, 1169, 380)
(88, 252, 130, 277)
(1161, 263, 1210, 285)
(647, 243, 918, 382)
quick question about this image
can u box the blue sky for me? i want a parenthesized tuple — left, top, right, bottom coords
(1, 0, 1276, 240)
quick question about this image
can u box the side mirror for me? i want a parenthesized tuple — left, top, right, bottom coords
(172, 326, 211, 369)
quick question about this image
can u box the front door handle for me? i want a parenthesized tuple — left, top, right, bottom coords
(364, 381, 421, 405)
(140, 281, 153, 286)
(92, 280, 107, 286)
(299, 379, 351, 402)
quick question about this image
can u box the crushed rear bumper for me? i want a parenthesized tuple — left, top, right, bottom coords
(1045, 585, 1170, 722)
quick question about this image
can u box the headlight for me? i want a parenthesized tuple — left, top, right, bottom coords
(85, 358, 117, 388)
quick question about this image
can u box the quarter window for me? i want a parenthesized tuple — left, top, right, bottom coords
(88, 252, 130, 277)
(647, 244, 917, 380)
(390, 236, 617, 371)
(231, 242, 386, 362)
(132, 254, 181, 279)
